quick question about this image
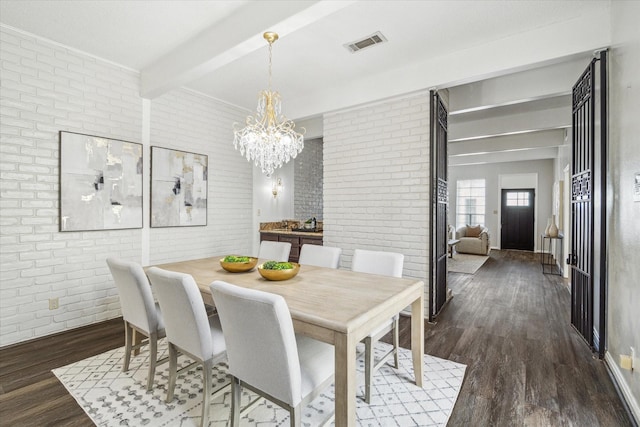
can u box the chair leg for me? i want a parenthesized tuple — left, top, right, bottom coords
(146, 332, 158, 391)
(200, 359, 213, 427)
(166, 343, 178, 403)
(290, 405, 301, 427)
(364, 336, 374, 404)
(393, 318, 399, 369)
(123, 321, 132, 372)
(230, 377, 241, 427)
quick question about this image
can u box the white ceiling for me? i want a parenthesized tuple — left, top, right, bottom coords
(1, 0, 613, 163)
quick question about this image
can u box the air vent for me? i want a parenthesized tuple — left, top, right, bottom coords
(345, 31, 387, 53)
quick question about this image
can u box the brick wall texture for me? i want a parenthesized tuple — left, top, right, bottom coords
(0, 27, 251, 346)
(323, 93, 431, 312)
(294, 138, 323, 221)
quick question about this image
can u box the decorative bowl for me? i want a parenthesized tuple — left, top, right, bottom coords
(220, 256, 258, 273)
(257, 262, 300, 281)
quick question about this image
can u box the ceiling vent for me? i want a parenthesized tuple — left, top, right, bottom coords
(345, 31, 387, 53)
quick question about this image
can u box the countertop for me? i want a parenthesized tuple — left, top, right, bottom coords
(260, 229, 323, 238)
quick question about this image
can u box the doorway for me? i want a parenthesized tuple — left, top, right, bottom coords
(501, 189, 535, 251)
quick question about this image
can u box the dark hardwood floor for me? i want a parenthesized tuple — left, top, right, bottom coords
(0, 250, 633, 426)
(398, 250, 632, 426)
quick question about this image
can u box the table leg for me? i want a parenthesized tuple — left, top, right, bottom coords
(334, 331, 356, 427)
(411, 296, 424, 387)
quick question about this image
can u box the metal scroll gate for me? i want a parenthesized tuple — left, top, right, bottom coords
(429, 90, 448, 321)
(569, 51, 608, 355)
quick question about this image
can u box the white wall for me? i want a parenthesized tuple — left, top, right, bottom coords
(0, 26, 252, 347)
(323, 92, 430, 314)
(449, 159, 555, 251)
(251, 160, 294, 255)
(607, 0, 640, 418)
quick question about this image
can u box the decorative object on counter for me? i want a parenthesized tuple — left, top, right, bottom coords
(150, 146, 208, 228)
(59, 131, 143, 232)
(233, 32, 305, 177)
(547, 214, 559, 237)
(220, 256, 258, 273)
(271, 177, 282, 198)
(303, 217, 317, 230)
(257, 261, 300, 281)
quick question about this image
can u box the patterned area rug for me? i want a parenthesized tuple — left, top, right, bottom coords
(53, 340, 466, 426)
(447, 252, 490, 274)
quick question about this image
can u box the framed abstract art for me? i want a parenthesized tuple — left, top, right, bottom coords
(59, 131, 143, 232)
(150, 146, 208, 227)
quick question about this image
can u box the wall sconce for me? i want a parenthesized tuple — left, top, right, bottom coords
(271, 177, 282, 198)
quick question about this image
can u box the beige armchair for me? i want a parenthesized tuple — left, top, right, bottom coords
(455, 226, 490, 255)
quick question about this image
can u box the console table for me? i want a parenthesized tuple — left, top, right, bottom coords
(448, 239, 461, 258)
(540, 234, 563, 275)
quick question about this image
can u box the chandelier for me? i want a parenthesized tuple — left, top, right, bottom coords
(233, 32, 304, 176)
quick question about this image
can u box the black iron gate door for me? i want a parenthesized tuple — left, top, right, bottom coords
(429, 91, 448, 321)
(569, 60, 596, 347)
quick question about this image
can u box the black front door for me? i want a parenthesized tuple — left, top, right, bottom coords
(501, 189, 535, 251)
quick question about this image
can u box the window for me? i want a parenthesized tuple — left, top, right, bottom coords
(505, 191, 530, 207)
(456, 179, 486, 228)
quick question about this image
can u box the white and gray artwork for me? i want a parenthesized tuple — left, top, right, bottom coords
(151, 147, 208, 227)
(59, 132, 143, 231)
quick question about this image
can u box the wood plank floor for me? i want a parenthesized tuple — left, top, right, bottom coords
(398, 250, 632, 426)
(0, 250, 633, 426)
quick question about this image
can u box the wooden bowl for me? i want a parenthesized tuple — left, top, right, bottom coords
(220, 256, 258, 273)
(257, 262, 300, 281)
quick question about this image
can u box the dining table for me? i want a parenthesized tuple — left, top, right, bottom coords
(147, 256, 425, 427)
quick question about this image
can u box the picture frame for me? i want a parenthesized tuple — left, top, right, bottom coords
(150, 146, 208, 227)
(59, 131, 143, 232)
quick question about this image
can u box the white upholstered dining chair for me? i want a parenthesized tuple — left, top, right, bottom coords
(351, 248, 404, 404)
(146, 267, 227, 427)
(106, 257, 166, 391)
(298, 244, 342, 269)
(258, 240, 292, 261)
(209, 280, 335, 427)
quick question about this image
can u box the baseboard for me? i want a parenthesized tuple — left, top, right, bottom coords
(605, 351, 640, 425)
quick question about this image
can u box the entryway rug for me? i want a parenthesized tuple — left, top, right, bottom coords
(53, 339, 466, 426)
(447, 252, 490, 274)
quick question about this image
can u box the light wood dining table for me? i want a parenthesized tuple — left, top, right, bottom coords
(148, 256, 425, 427)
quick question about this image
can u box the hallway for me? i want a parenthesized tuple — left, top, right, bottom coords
(402, 250, 632, 425)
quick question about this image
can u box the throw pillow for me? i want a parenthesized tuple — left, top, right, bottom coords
(466, 225, 482, 237)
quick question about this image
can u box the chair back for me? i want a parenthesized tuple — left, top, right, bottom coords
(107, 258, 159, 333)
(351, 249, 404, 278)
(258, 241, 292, 262)
(210, 280, 302, 406)
(146, 267, 221, 360)
(298, 244, 342, 269)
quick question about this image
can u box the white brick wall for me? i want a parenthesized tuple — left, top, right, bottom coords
(323, 93, 431, 314)
(0, 26, 252, 347)
(149, 90, 252, 264)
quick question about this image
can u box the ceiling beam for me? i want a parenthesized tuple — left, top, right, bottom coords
(450, 147, 559, 167)
(449, 103, 571, 141)
(448, 56, 589, 114)
(140, 1, 354, 99)
(449, 129, 566, 156)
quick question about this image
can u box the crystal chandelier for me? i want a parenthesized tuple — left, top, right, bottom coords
(233, 32, 304, 176)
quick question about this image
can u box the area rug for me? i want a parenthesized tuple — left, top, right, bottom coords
(447, 252, 490, 274)
(53, 339, 466, 426)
